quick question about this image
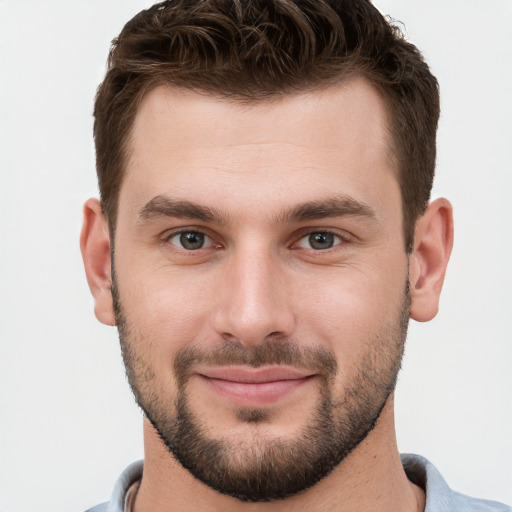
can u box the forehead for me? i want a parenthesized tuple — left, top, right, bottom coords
(130, 78, 392, 156)
(122, 79, 397, 219)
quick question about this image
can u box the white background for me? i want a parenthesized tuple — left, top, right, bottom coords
(0, 1, 511, 510)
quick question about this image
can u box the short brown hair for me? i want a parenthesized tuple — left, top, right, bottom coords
(94, 0, 440, 251)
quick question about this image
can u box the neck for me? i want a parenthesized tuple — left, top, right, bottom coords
(134, 396, 425, 512)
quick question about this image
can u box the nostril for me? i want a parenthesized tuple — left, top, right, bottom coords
(221, 333, 238, 343)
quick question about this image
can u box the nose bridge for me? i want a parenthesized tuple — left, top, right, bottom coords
(213, 241, 294, 346)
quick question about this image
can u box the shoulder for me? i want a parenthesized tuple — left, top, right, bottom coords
(84, 504, 108, 512)
(451, 491, 511, 512)
(83, 460, 144, 512)
(401, 454, 511, 512)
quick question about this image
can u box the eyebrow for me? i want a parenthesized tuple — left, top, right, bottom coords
(279, 196, 377, 223)
(138, 196, 227, 224)
(138, 194, 377, 225)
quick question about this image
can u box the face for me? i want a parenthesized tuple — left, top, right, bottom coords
(112, 79, 411, 501)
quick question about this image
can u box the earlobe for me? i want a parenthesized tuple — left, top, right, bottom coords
(80, 198, 116, 326)
(409, 198, 454, 322)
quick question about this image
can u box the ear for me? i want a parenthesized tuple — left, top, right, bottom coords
(80, 198, 116, 326)
(409, 198, 454, 322)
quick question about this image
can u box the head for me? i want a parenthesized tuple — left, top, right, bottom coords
(94, 0, 440, 253)
(82, 0, 453, 503)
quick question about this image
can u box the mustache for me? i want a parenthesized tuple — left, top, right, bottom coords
(173, 341, 338, 385)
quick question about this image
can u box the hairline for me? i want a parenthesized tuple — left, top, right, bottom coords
(105, 76, 409, 251)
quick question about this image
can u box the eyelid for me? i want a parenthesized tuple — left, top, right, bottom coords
(158, 225, 354, 252)
(297, 232, 341, 249)
(169, 232, 213, 249)
(291, 228, 353, 250)
(161, 226, 221, 250)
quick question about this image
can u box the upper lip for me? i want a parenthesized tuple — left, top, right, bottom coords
(197, 366, 315, 383)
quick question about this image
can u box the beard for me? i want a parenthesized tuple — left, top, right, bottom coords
(112, 276, 410, 502)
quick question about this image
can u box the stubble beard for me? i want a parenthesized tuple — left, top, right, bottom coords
(112, 277, 410, 502)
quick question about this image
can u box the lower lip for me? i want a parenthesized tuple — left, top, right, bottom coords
(199, 375, 314, 406)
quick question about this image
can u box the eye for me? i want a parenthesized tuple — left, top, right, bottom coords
(168, 231, 213, 250)
(297, 231, 343, 250)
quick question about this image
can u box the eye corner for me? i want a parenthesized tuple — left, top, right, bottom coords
(163, 229, 218, 252)
(294, 230, 346, 251)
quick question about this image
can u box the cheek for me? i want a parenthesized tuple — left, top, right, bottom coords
(116, 264, 214, 361)
(293, 264, 408, 355)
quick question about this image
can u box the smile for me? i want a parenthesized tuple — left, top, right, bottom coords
(197, 366, 316, 406)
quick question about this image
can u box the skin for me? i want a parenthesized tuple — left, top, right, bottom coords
(81, 78, 453, 511)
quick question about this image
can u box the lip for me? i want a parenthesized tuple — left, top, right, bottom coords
(197, 366, 316, 406)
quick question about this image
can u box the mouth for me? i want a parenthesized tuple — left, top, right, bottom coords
(196, 366, 317, 406)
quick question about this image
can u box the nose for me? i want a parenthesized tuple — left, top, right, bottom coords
(212, 247, 296, 347)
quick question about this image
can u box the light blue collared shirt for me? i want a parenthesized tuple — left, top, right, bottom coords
(85, 454, 511, 512)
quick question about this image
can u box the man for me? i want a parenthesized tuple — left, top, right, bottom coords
(80, 0, 510, 511)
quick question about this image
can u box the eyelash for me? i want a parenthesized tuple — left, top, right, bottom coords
(161, 228, 352, 253)
(163, 229, 219, 252)
(293, 231, 346, 251)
